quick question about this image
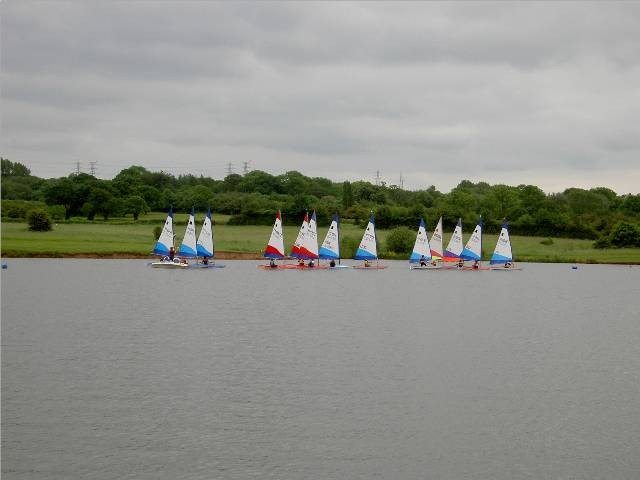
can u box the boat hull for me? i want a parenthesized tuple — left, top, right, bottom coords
(150, 261, 189, 269)
(410, 265, 442, 270)
(352, 265, 387, 270)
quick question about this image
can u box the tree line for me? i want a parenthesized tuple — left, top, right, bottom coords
(2, 157, 640, 245)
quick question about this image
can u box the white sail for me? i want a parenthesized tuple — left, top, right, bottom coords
(490, 221, 513, 264)
(409, 218, 431, 262)
(264, 211, 285, 258)
(354, 214, 378, 260)
(429, 217, 443, 259)
(319, 214, 340, 259)
(196, 209, 214, 258)
(444, 218, 464, 261)
(460, 219, 482, 261)
(153, 207, 174, 256)
(300, 210, 319, 259)
(291, 213, 309, 258)
(178, 207, 198, 258)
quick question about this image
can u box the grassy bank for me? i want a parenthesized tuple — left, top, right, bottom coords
(3, 218, 640, 264)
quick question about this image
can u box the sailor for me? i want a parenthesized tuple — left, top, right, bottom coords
(329, 259, 336, 268)
(269, 258, 277, 268)
(420, 255, 427, 266)
(457, 258, 464, 268)
(307, 259, 315, 268)
(202, 256, 209, 265)
(472, 260, 479, 269)
(168, 246, 175, 260)
(298, 258, 305, 266)
(364, 259, 370, 268)
(504, 262, 512, 269)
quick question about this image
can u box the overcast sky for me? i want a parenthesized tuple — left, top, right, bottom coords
(2, 2, 640, 193)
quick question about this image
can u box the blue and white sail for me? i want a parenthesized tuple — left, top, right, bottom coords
(409, 218, 432, 263)
(178, 207, 198, 258)
(354, 214, 378, 260)
(196, 208, 214, 258)
(460, 218, 483, 261)
(153, 207, 174, 255)
(319, 214, 340, 260)
(490, 221, 513, 264)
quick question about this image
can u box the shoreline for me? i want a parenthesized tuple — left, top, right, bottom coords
(1, 252, 639, 265)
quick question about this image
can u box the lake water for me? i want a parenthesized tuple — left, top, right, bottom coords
(2, 260, 640, 479)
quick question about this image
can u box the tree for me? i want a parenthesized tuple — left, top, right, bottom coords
(87, 187, 115, 220)
(609, 221, 640, 247)
(26, 208, 52, 231)
(342, 181, 354, 209)
(1, 158, 31, 176)
(385, 227, 415, 254)
(125, 195, 149, 220)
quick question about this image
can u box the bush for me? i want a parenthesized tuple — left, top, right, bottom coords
(385, 227, 415, 254)
(540, 237, 554, 246)
(26, 208, 53, 231)
(593, 236, 611, 249)
(609, 221, 640, 247)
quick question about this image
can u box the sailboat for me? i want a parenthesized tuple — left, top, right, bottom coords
(460, 218, 489, 270)
(290, 212, 309, 259)
(259, 211, 286, 269)
(443, 218, 464, 267)
(409, 218, 437, 269)
(353, 214, 387, 269)
(319, 213, 349, 268)
(298, 210, 319, 261)
(490, 220, 521, 270)
(150, 208, 187, 268)
(191, 208, 225, 268)
(429, 216, 444, 261)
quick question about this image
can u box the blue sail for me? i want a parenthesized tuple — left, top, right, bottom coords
(153, 207, 174, 255)
(354, 214, 378, 260)
(409, 218, 431, 263)
(319, 213, 340, 259)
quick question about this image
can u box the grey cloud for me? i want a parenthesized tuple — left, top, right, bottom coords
(2, 1, 639, 192)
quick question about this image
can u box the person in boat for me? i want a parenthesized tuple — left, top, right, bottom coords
(504, 261, 512, 269)
(202, 256, 209, 265)
(329, 259, 336, 268)
(364, 259, 370, 268)
(298, 258, 305, 267)
(307, 259, 315, 268)
(431, 260, 438, 266)
(168, 246, 175, 261)
(472, 260, 479, 269)
(419, 255, 427, 267)
(457, 258, 464, 268)
(269, 258, 277, 268)
(180, 257, 188, 265)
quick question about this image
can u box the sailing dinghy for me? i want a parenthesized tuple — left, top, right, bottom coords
(258, 211, 287, 269)
(409, 218, 438, 269)
(319, 213, 349, 268)
(353, 214, 386, 269)
(429, 216, 444, 263)
(443, 218, 464, 268)
(191, 208, 225, 268)
(150, 208, 188, 268)
(460, 218, 489, 270)
(490, 220, 521, 270)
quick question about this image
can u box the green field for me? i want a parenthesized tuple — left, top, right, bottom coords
(2, 218, 640, 263)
